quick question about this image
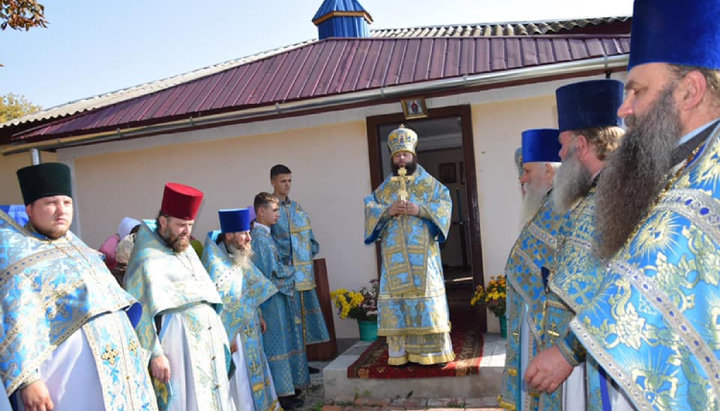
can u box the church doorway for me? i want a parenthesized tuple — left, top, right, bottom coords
(366, 105, 486, 332)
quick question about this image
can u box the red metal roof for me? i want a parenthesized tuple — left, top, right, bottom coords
(15, 35, 630, 142)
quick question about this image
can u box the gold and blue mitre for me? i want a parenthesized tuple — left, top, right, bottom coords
(521, 128, 560, 163)
(387, 124, 418, 156)
(556, 79, 623, 132)
(629, 0, 720, 70)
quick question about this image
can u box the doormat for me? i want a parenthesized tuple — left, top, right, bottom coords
(347, 328, 483, 379)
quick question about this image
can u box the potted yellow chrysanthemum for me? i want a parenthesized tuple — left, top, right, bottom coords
(471, 276, 507, 338)
(330, 279, 379, 341)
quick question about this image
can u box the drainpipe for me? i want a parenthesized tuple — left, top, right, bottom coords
(30, 148, 40, 164)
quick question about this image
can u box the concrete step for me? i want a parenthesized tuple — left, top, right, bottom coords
(322, 333, 505, 404)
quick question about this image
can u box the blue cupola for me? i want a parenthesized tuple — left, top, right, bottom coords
(312, 0, 373, 40)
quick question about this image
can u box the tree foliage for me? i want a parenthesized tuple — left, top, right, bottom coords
(0, 0, 47, 31)
(0, 93, 42, 123)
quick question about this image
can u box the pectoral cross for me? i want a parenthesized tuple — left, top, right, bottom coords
(547, 322, 560, 340)
(390, 167, 414, 202)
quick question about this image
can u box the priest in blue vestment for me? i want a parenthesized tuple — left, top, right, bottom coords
(568, 1, 720, 409)
(363, 124, 454, 366)
(1, 163, 157, 411)
(523, 79, 631, 410)
(124, 183, 234, 411)
(499, 129, 564, 410)
(269, 164, 329, 351)
(202, 208, 281, 411)
(251, 192, 309, 410)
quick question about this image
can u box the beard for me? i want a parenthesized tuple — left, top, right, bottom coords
(552, 146, 592, 214)
(37, 225, 69, 240)
(391, 158, 418, 176)
(521, 179, 549, 225)
(595, 84, 681, 259)
(227, 241, 253, 269)
(159, 227, 190, 253)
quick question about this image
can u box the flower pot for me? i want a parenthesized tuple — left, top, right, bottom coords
(357, 319, 378, 342)
(499, 315, 507, 339)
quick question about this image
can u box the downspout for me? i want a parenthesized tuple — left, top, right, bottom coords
(30, 148, 41, 164)
(2, 54, 628, 155)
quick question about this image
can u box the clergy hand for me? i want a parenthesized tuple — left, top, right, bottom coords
(230, 341, 238, 353)
(388, 200, 404, 216)
(151, 354, 172, 383)
(524, 346, 573, 393)
(260, 317, 267, 333)
(404, 202, 419, 216)
(21, 380, 54, 411)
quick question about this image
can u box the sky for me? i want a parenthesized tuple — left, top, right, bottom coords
(0, 0, 633, 109)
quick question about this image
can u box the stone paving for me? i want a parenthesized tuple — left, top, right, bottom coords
(293, 339, 504, 411)
(297, 377, 502, 411)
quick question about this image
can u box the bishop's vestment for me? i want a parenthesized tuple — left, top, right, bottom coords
(364, 164, 454, 365)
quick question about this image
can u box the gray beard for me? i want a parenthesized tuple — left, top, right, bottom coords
(595, 85, 681, 259)
(552, 148, 592, 214)
(227, 243, 253, 270)
(521, 181, 548, 225)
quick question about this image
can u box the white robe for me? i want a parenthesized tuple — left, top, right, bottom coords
(561, 364, 585, 410)
(14, 329, 104, 411)
(228, 333, 280, 411)
(160, 308, 236, 411)
(607, 379, 636, 411)
(0, 390, 8, 411)
(229, 332, 254, 411)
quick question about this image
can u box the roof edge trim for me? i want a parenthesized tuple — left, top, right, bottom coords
(2, 54, 628, 155)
